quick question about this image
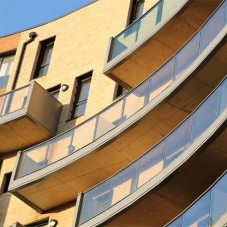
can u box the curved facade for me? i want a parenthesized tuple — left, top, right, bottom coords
(166, 170, 227, 227)
(0, 0, 227, 226)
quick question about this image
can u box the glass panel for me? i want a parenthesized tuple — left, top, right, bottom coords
(0, 95, 6, 115)
(78, 79, 91, 102)
(110, 161, 138, 205)
(71, 117, 97, 150)
(96, 99, 124, 139)
(42, 43, 53, 65)
(74, 102, 87, 117)
(192, 89, 219, 141)
(210, 173, 227, 224)
(80, 179, 112, 224)
(149, 58, 175, 101)
(137, 3, 160, 40)
(167, 216, 183, 227)
(19, 144, 48, 177)
(164, 116, 192, 167)
(182, 191, 211, 227)
(200, 4, 225, 52)
(111, 3, 160, 59)
(123, 80, 149, 119)
(175, 32, 200, 77)
(162, 0, 181, 19)
(138, 140, 165, 187)
(45, 130, 74, 165)
(219, 79, 227, 114)
(0, 86, 29, 116)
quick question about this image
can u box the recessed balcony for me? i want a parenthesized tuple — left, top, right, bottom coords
(103, 0, 222, 88)
(0, 81, 62, 153)
(8, 2, 227, 213)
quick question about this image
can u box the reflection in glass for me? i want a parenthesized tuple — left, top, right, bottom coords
(192, 89, 218, 141)
(0, 55, 14, 90)
(165, 116, 192, 167)
(182, 191, 210, 227)
(80, 179, 112, 223)
(210, 173, 227, 223)
(138, 140, 165, 187)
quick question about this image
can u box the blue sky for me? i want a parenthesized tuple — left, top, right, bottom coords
(0, 0, 95, 37)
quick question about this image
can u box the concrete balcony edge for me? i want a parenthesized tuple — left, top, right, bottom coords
(8, 21, 227, 196)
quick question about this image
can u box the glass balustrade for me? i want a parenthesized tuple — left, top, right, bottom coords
(0, 84, 30, 117)
(79, 69, 227, 225)
(166, 171, 227, 227)
(17, 0, 227, 180)
(110, 0, 182, 60)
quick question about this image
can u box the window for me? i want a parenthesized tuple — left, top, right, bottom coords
(0, 55, 14, 90)
(129, 0, 145, 24)
(3, 172, 12, 193)
(72, 71, 92, 118)
(24, 218, 49, 227)
(47, 84, 61, 100)
(34, 37, 55, 78)
(116, 84, 128, 98)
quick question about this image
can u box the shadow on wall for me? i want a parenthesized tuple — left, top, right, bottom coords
(0, 193, 11, 227)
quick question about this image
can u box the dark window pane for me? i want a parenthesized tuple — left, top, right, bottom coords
(78, 79, 91, 102)
(42, 43, 53, 65)
(38, 65, 49, 77)
(35, 37, 55, 78)
(74, 102, 87, 117)
(0, 55, 14, 89)
(135, 0, 144, 20)
(3, 172, 12, 193)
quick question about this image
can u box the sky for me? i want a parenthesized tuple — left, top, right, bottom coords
(0, 0, 95, 37)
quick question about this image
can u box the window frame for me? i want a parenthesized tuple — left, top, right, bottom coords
(129, 0, 145, 24)
(71, 71, 92, 119)
(34, 36, 55, 79)
(47, 84, 61, 100)
(24, 217, 49, 227)
(0, 50, 16, 90)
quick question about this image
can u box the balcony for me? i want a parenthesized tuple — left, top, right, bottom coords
(74, 75, 227, 227)
(103, 0, 222, 88)
(8, 2, 227, 213)
(0, 81, 62, 153)
(166, 170, 227, 227)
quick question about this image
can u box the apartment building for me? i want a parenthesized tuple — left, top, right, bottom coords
(1, 0, 227, 226)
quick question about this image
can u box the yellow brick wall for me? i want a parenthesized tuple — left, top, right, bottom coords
(6, 0, 132, 135)
(0, 0, 132, 226)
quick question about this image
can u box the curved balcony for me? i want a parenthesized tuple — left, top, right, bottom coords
(8, 1, 227, 213)
(72, 68, 227, 226)
(103, 0, 222, 88)
(0, 81, 61, 153)
(166, 170, 227, 227)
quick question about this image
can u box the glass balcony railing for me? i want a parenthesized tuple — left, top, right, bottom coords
(78, 74, 227, 225)
(0, 84, 30, 117)
(166, 171, 227, 227)
(16, 0, 227, 180)
(109, 0, 183, 60)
